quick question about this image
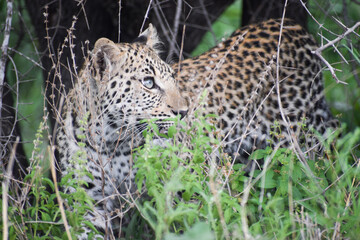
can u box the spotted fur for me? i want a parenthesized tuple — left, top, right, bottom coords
(174, 18, 336, 163)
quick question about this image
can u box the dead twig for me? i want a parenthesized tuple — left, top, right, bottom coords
(168, 0, 182, 59)
(275, 0, 322, 184)
(313, 21, 360, 85)
(199, 0, 216, 42)
(140, 0, 154, 33)
(209, 156, 230, 240)
(2, 138, 18, 240)
(240, 163, 255, 240)
(118, 0, 122, 42)
(49, 146, 73, 240)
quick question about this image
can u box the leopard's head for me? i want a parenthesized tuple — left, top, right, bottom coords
(83, 24, 188, 144)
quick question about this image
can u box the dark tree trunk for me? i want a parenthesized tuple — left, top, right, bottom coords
(1, 77, 28, 180)
(242, 0, 307, 28)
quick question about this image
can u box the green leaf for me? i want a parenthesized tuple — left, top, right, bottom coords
(232, 163, 245, 170)
(258, 170, 277, 189)
(41, 212, 51, 222)
(249, 147, 271, 160)
(164, 222, 215, 240)
(168, 125, 177, 138)
(224, 208, 233, 223)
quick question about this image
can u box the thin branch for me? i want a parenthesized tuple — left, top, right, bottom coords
(76, 0, 90, 30)
(316, 21, 360, 51)
(8, 47, 44, 70)
(313, 21, 360, 84)
(275, 0, 289, 137)
(2, 56, 20, 154)
(299, 0, 343, 37)
(49, 146, 73, 240)
(140, 0, 154, 33)
(337, 7, 360, 85)
(209, 160, 230, 240)
(152, 0, 179, 52)
(2, 138, 18, 240)
(178, 25, 186, 72)
(315, 53, 346, 85)
(168, 0, 182, 59)
(274, 10, 323, 189)
(118, 0, 122, 42)
(240, 163, 255, 240)
(321, 33, 348, 64)
(199, 0, 216, 41)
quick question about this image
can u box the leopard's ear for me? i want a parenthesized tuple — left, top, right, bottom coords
(92, 38, 126, 79)
(134, 24, 162, 51)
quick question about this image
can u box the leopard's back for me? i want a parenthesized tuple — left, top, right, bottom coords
(174, 18, 336, 160)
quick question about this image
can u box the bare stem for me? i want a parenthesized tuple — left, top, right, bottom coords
(2, 138, 18, 240)
(313, 21, 360, 84)
(168, 0, 182, 59)
(140, 0, 154, 33)
(49, 146, 73, 240)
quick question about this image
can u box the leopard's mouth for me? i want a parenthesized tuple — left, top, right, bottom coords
(157, 121, 175, 136)
(134, 122, 168, 137)
(158, 126, 168, 135)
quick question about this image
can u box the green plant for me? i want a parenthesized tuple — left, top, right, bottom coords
(1, 115, 100, 239)
(133, 110, 360, 239)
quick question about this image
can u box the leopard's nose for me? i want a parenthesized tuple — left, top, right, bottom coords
(171, 109, 188, 119)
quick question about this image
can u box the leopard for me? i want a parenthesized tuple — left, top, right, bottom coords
(56, 18, 336, 238)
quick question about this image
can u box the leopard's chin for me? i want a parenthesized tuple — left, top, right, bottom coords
(151, 137, 171, 147)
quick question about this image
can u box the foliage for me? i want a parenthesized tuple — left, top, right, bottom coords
(134, 109, 222, 239)
(1, 110, 359, 239)
(132, 113, 360, 239)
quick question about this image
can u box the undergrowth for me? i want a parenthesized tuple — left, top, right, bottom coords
(1, 118, 99, 239)
(1, 106, 359, 239)
(129, 109, 360, 240)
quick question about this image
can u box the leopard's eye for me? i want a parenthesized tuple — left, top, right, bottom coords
(142, 76, 155, 89)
